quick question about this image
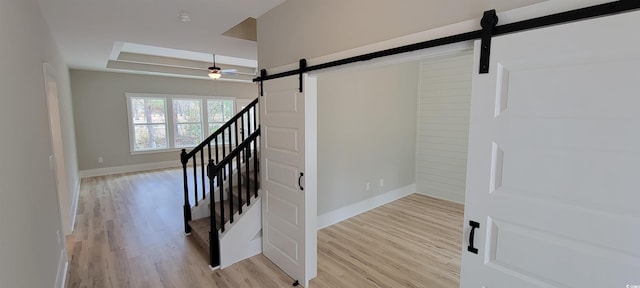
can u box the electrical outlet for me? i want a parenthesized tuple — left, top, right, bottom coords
(379, 178, 384, 187)
(98, 157, 104, 163)
(365, 182, 370, 191)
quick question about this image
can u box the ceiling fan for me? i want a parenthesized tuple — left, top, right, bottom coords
(207, 54, 237, 79)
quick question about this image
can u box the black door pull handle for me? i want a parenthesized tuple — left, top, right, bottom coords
(298, 172, 304, 191)
(468, 220, 480, 254)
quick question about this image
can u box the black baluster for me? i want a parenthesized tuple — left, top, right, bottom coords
(200, 151, 205, 201)
(207, 159, 220, 267)
(218, 167, 225, 233)
(240, 114, 245, 143)
(237, 154, 242, 215)
(245, 145, 251, 206)
(234, 121, 239, 150)
(253, 138, 259, 197)
(240, 116, 245, 163)
(229, 162, 234, 223)
(252, 105, 257, 134)
(222, 129, 226, 160)
(206, 143, 211, 199)
(193, 157, 198, 207)
(214, 137, 219, 165)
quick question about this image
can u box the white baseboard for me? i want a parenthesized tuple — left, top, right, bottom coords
(55, 249, 68, 288)
(317, 184, 416, 230)
(79, 160, 181, 178)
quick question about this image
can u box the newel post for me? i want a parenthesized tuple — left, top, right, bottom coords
(181, 149, 192, 234)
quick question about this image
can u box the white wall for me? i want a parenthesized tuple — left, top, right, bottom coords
(416, 51, 473, 203)
(70, 70, 258, 172)
(317, 61, 418, 215)
(0, 0, 72, 287)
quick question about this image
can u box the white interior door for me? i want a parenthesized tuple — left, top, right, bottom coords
(261, 75, 317, 287)
(461, 10, 640, 287)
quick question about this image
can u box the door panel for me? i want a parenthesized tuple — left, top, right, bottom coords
(261, 75, 316, 287)
(461, 10, 640, 288)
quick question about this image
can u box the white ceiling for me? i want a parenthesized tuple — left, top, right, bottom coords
(37, 0, 285, 80)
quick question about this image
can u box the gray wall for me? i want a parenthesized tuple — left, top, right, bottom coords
(317, 61, 418, 214)
(70, 70, 258, 171)
(257, 0, 543, 69)
(0, 0, 73, 286)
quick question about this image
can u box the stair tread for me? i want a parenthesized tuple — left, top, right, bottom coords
(188, 217, 211, 248)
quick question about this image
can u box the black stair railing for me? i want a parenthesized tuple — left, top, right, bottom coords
(180, 99, 260, 267)
(207, 128, 260, 267)
(210, 129, 261, 228)
(180, 97, 259, 234)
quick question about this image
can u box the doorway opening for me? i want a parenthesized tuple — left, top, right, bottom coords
(307, 47, 474, 286)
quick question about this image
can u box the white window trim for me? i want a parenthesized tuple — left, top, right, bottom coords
(125, 93, 236, 154)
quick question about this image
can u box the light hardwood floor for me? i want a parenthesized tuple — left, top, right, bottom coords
(66, 168, 463, 287)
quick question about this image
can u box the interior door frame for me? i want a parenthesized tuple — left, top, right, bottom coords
(43, 63, 72, 236)
(303, 74, 318, 284)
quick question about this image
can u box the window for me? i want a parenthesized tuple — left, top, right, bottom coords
(126, 94, 235, 153)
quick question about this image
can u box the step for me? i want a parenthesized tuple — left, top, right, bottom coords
(189, 192, 253, 251)
(188, 216, 211, 249)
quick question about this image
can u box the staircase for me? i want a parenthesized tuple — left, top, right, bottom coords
(180, 98, 261, 270)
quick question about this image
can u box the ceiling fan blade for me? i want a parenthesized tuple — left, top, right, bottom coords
(221, 69, 237, 74)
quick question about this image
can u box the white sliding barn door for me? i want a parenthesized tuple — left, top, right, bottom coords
(261, 75, 317, 287)
(461, 10, 640, 288)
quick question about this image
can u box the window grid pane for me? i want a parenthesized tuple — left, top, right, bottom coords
(174, 99, 202, 123)
(131, 97, 166, 124)
(130, 96, 167, 151)
(134, 124, 167, 150)
(175, 123, 203, 148)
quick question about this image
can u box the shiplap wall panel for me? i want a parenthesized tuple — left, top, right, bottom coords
(415, 51, 473, 203)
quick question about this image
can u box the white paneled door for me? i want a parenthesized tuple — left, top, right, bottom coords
(261, 75, 317, 287)
(461, 10, 640, 288)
